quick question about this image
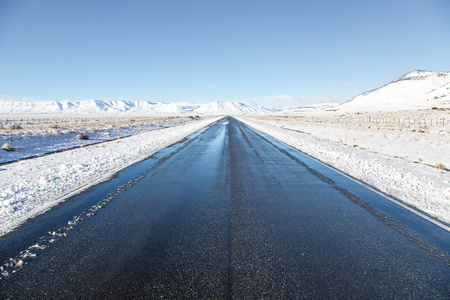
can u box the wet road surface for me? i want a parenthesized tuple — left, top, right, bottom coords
(1, 117, 449, 298)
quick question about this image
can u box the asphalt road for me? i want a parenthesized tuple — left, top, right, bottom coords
(1, 117, 449, 299)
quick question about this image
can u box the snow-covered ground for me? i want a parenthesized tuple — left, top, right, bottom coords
(1, 69, 448, 239)
(0, 116, 196, 164)
(1, 110, 449, 238)
(238, 113, 450, 225)
(0, 116, 220, 237)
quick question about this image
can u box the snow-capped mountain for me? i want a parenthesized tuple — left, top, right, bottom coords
(281, 103, 339, 113)
(336, 70, 450, 112)
(0, 100, 274, 115)
(3, 70, 448, 115)
(194, 101, 274, 115)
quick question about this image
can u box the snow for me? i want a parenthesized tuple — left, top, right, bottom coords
(0, 116, 193, 164)
(0, 117, 220, 237)
(194, 101, 273, 115)
(0, 110, 448, 238)
(335, 70, 450, 112)
(281, 103, 340, 113)
(0, 99, 274, 115)
(1, 69, 449, 236)
(1, 70, 449, 116)
(237, 114, 450, 225)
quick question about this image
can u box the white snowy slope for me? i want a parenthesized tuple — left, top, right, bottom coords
(336, 70, 450, 112)
(0, 100, 273, 115)
(0, 117, 220, 237)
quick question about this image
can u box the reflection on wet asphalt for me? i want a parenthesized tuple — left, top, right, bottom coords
(1, 117, 449, 298)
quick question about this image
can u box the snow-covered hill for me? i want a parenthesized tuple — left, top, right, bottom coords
(335, 70, 450, 112)
(0, 100, 273, 115)
(2, 70, 448, 115)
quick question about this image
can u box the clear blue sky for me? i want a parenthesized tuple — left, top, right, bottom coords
(1, 0, 449, 109)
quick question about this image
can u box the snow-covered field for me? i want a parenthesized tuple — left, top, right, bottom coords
(1, 69, 448, 240)
(1, 109, 449, 238)
(0, 115, 196, 164)
(238, 111, 450, 225)
(0, 116, 220, 236)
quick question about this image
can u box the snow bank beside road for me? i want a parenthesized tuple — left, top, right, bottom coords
(0, 117, 220, 237)
(237, 117, 450, 225)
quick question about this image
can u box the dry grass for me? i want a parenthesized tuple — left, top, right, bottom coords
(436, 163, 446, 170)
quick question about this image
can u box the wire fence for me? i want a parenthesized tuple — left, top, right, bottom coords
(332, 116, 447, 127)
(266, 114, 449, 129)
(0, 115, 187, 128)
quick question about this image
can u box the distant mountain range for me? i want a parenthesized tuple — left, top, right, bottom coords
(335, 70, 450, 112)
(281, 103, 339, 113)
(1, 70, 448, 115)
(0, 100, 274, 115)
